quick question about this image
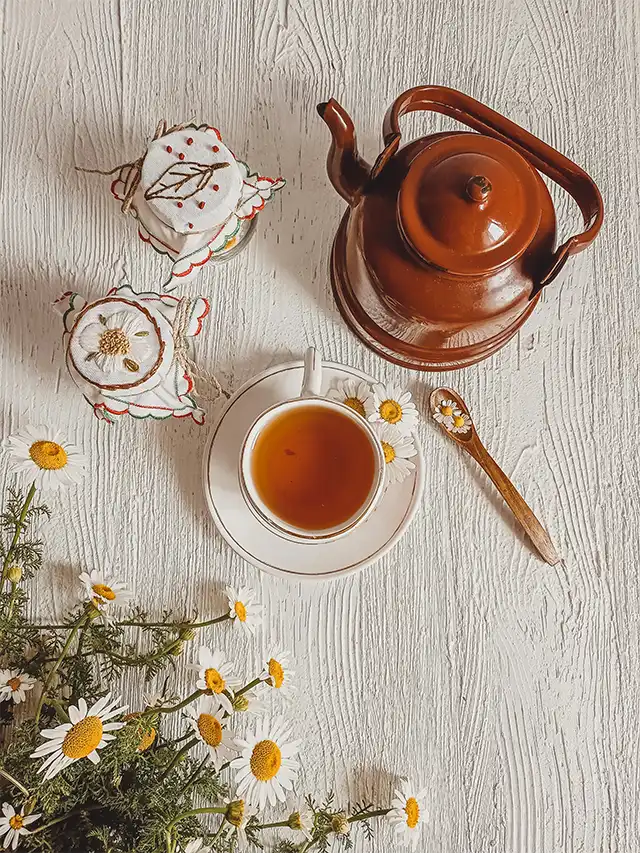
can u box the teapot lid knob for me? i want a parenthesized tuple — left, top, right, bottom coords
(466, 175, 492, 202)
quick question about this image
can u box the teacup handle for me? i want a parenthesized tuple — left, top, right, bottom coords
(301, 347, 322, 398)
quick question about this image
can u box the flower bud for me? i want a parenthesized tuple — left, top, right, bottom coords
(288, 811, 304, 831)
(331, 814, 350, 836)
(6, 564, 22, 583)
(232, 694, 249, 713)
(169, 640, 184, 657)
(225, 799, 245, 827)
(179, 627, 196, 641)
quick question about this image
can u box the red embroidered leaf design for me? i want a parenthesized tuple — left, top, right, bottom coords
(144, 161, 230, 201)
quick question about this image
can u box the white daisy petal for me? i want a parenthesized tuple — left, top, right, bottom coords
(30, 689, 124, 780)
(2, 427, 85, 491)
(369, 383, 419, 434)
(326, 378, 376, 419)
(231, 715, 301, 809)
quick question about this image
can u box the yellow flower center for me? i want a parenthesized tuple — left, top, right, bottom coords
(379, 399, 402, 424)
(29, 440, 68, 470)
(267, 658, 284, 689)
(453, 415, 465, 428)
(234, 601, 247, 622)
(124, 712, 156, 752)
(441, 405, 453, 417)
(99, 328, 130, 356)
(250, 739, 282, 781)
(404, 797, 420, 829)
(137, 728, 156, 752)
(197, 713, 223, 747)
(344, 397, 365, 417)
(92, 583, 116, 601)
(7, 677, 21, 691)
(204, 668, 225, 693)
(62, 715, 103, 759)
(9, 814, 23, 831)
(381, 441, 396, 464)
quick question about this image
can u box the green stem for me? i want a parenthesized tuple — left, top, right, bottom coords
(120, 613, 231, 629)
(166, 806, 226, 834)
(212, 821, 226, 841)
(159, 738, 197, 781)
(155, 689, 203, 714)
(6, 581, 18, 619)
(349, 808, 390, 822)
(235, 677, 263, 697)
(30, 804, 101, 834)
(1, 482, 36, 585)
(256, 820, 291, 829)
(18, 613, 233, 632)
(35, 612, 89, 723)
(47, 698, 71, 723)
(181, 756, 208, 794)
(0, 768, 29, 797)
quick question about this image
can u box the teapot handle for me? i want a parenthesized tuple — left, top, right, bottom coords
(376, 86, 604, 296)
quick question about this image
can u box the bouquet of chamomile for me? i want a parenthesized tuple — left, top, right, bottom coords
(0, 426, 427, 852)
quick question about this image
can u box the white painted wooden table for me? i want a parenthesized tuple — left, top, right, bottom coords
(2, 0, 638, 850)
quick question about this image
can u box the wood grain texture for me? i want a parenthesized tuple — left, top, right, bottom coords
(1, 0, 638, 850)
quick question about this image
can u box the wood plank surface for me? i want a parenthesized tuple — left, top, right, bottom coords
(1, 0, 638, 850)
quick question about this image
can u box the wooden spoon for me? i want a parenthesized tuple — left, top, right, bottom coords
(430, 387, 561, 566)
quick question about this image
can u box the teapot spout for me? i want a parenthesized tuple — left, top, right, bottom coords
(317, 99, 370, 206)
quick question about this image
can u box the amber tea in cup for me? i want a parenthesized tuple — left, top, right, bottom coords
(250, 404, 377, 532)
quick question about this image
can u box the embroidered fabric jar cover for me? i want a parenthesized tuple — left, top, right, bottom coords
(111, 123, 285, 287)
(55, 286, 209, 424)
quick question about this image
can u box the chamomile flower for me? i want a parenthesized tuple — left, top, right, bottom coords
(231, 688, 268, 715)
(0, 670, 36, 705)
(184, 695, 237, 770)
(287, 803, 314, 840)
(30, 692, 127, 780)
(226, 587, 262, 637)
(450, 411, 472, 434)
(230, 716, 301, 810)
(327, 379, 375, 419)
(79, 570, 133, 622)
(374, 422, 417, 485)
(260, 649, 295, 700)
(194, 646, 238, 714)
(369, 384, 419, 434)
(0, 803, 41, 851)
(227, 802, 257, 850)
(387, 779, 428, 848)
(183, 840, 212, 853)
(3, 425, 86, 490)
(432, 399, 460, 428)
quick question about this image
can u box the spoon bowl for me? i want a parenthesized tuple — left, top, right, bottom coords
(430, 387, 477, 446)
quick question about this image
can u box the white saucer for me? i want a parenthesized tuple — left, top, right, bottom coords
(202, 360, 425, 580)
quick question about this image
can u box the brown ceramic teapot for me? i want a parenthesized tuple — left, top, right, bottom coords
(318, 86, 603, 370)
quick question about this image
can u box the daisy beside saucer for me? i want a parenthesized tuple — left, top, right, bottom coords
(202, 360, 424, 580)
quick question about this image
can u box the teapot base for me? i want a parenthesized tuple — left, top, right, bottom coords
(329, 212, 540, 372)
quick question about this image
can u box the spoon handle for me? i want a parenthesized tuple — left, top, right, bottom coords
(466, 439, 561, 566)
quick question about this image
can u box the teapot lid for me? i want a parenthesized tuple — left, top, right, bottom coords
(398, 134, 542, 276)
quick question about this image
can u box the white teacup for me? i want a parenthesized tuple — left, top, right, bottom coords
(239, 348, 385, 543)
